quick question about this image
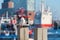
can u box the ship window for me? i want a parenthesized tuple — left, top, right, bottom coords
(29, 13, 31, 15)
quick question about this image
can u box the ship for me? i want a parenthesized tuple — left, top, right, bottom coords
(0, 11, 17, 40)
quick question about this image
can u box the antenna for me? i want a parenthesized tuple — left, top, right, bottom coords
(41, 0, 45, 13)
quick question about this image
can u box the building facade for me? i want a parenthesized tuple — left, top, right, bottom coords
(27, 0, 35, 25)
(0, 0, 14, 17)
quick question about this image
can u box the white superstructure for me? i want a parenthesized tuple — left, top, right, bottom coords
(41, 0, 52, 27)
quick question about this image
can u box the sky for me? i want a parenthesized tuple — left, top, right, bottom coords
(46, 0, 60, 20)
(36, 0, 60, 20)
(0, 0, 60, 20)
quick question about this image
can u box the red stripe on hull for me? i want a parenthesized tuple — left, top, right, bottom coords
(41, 24, 53, 28)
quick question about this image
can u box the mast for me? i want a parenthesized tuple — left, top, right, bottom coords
(41, 0, 45, 13)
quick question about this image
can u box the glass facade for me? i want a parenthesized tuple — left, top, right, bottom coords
(0, 0, 14, 17)
(4, 0, 10, 2)
(12, 0, 27, 11)
(2, 2, 8, 8)
(0, 0, 36, 17)
(34, 11, 41, 24)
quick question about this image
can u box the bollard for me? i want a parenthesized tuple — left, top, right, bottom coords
(20, 27, 29, 40)
(42, 28, 48, 40)
(34, 28, 43, 40)
(24, 27, 29, 40)
(34, 28, 48, 40)
(20, 28, 25, 40)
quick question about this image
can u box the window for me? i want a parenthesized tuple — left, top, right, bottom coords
(29, 13, 32, 15)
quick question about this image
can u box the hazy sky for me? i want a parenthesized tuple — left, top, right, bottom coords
(36, 0, 60, 20)
(0, 0, 60, 20)
(46, 0, 60, 20)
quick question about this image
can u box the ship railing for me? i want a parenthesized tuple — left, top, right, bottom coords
(0, 30, 16, 33)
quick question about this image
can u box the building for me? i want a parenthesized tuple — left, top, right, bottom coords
(2, 0, 14, 8)
(0, 0, 36, 16)
(0, 0, 14, 17)
(34, 11, 41, 24)
(4, 0, 10, 2)
(12, 0, 27, 11)
(27, 0, 35, 25)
